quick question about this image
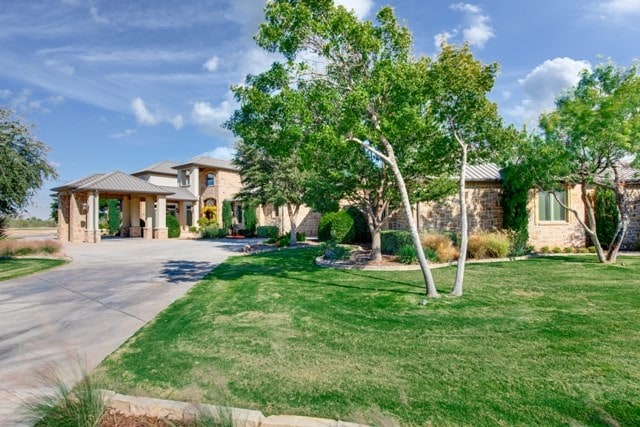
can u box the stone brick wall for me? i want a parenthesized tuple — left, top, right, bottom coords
(214, 170, 243, 225)
(57, 193, 70, 242)
(387, 182, 503, 234)
(528, 185, 586, 249)
(70, 192, 88, 243)
(622, 185, 640, 249)
(199, 168, 218, 204)
(256, 204, 320, 237)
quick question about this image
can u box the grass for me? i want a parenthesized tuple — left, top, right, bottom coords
(0, 258, 67, 281)
(94, 248, 640, 426)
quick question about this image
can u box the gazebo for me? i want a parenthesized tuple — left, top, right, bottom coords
(52, 171, 175, 243)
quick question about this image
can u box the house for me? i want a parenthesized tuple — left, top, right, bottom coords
(53, 158, 639, 250)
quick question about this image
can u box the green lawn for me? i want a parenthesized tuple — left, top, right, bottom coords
(94, 248, 640, 426)
(0, 258, 67, 281)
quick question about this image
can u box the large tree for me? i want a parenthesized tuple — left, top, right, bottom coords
(0, 107, 57, 228)
(534, 61, 640, 263)
(427, 44, 507, 296)
(226, 64, 313, 247)
(257, 1, 452, 297)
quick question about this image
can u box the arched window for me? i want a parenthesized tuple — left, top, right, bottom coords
(206, 173, 215, 187)
(204, 198, 217, 207)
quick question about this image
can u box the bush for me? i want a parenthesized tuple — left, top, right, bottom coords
(200, 226, 227, 239)
(578, 247, 590, 254)
(552, 246, 562, 254)
(296, 232, 306, 242)
(222, 200, 233, 231)
(257, 226, 279, 238)
(420, 233, 459, 262)
(563, 247, 573, 253)
(275, 235, 290, 247)
(244, 205, 257, 236)
(346, 206, 371, 243)
(381, 230, 413, 255)
(107, 199, 120, 234)
(320, 240, 352, 262)
(595, 187, 619, 249)
(467, 231, 510, 259)
(265, 237, 278, 244)
(0, 239, 61, 257)
(540, 246, 550, 254)
(587, 246, 596, 253)
(189, 226, 198, 233)
(166, 214, 181, 238)
(396, 244, 417, 264)
(318, 210, 355, 244)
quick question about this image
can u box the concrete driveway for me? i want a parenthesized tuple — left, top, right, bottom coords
(0, 237, 252, 425)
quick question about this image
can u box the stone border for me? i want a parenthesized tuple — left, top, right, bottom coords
(100, 390, 368, 427)
(315, 255, 531, 271)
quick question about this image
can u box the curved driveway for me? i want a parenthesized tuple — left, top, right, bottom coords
(0, 238, 249, 425)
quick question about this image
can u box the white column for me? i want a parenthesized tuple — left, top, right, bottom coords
(93, 191, 100, 242)
(144, 198, 154, 239)
(155, 195, 167, 229)
(121, 196, 131, 237)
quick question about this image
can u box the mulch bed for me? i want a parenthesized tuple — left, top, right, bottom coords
(99, 409, 188, 427)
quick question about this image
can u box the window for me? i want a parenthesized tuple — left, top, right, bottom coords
(236, 205, 243, 223)
(538, 190, 567, 222)
(206, 173, 215, 187)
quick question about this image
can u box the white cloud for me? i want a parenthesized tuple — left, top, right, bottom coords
(199, 146, 235, 160)
(131, 97, 161, 126)
(89, 6, 109, 24)
(109, 128, 137, 139)
(8, 88, 64, 113)
(434, 30, 458, 50)
(203, 55, 221, 72)
(44, 59, 75, 76)
(0, 89, 12, 99)
(601, 0, 640, 13)
(335, 0, 374, 20)
(449, 3, 495, 48)
(131, 97, 184, 130)
(506, 57, 592, 123)
(191, 97, 235, 136)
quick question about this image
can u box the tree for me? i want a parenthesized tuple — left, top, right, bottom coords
(50, 195, 59, 224)
(426, 43, 507, 296)
(222, 200, 233, 233)
(227, 64, 315, 247)
(257, 1, 452, 297)
(535, 61, 640, 263)
(0, 106, 57, 216)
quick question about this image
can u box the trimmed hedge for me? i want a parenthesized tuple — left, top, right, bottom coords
(381, 230, 413, 255)
(346, 206, 371, 243)
(318, 210, 355, 244)
(257, 226, 279, 238)
(167, 214, 181, 238)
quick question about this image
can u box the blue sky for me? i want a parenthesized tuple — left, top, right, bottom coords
(2, 0, 639, 218)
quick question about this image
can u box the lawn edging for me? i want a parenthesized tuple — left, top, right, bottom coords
(315, 254, 531, 271)
(100, 390, 369, 427)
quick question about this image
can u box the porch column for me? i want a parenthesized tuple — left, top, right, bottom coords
(85, 191, 99, 243)
(120, 196, 131, 237)
(178, 201, 188, 230)
(129, 196, 141, 237)
(69, 192, 78, 242)
(192, 201, 200, 228)
(144, 198, 154, 239)
(153, 195, 168, 239)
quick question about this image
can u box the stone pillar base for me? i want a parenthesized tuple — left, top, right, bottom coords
(143, 227, 153, 239)
(120, 228, 130, 238)
(84, 229, 101, 243)
(153, 228, 168, 240)
(129, 226, 141, 238)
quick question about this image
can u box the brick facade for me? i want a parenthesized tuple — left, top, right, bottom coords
(622, 186, 640, 250)
(528, 185, 586, 249)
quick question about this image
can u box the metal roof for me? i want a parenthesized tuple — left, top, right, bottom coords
(465, 163, 502, 181)
(132, 160, 178, 177)
(52, 171, 173, 195)
(158, 186, 197, 201)
(172, 156, 238, 171)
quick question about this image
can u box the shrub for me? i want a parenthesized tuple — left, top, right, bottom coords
(578, 247, 590, 254)
(0, 239, 61, 257)
(189, 226, 198, 233)
(244, 205, 257, 236)
(200, 226, 227, 239)
(107, 199, 120, 234)
(296, 232, 306, 242)
(595, 187, 619, 249)
(467, 231, 510, 259)
(257, 226, 279, 238)
(563, 247, 573, 254)
(587, 246, 596, 253)
(320, 240, 352, 261)
(318, 210, 355, 244)
(275, 235, 291, 247)
(0, 215, 8, 240)
(540, 246, 550, 254)
(166, 214, 181, 238)
(222, 200, 233, 231)
(346, 206, 371, 243)
(396, 244, 418, 264)
(265, 237, 278, 244)
(381, 230, 413, 255)
(420, 233, 459, 262)
(552, 246, 562, 254)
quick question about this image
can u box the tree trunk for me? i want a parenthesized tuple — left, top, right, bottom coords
(370, 225, 382, 262)
(606, 183, 629, 263)
(580, 185, 608, 263)
(452, 144, 468, 297)
(387, 156, 438, 298)
(287, 204, 299, 247)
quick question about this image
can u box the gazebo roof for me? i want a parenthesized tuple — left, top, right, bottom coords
(52, 171, 174, 195)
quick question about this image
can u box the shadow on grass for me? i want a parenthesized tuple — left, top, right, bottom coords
(159, 260, 218, 283)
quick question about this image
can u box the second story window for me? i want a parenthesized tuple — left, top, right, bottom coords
(206, 173, 215, 187)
